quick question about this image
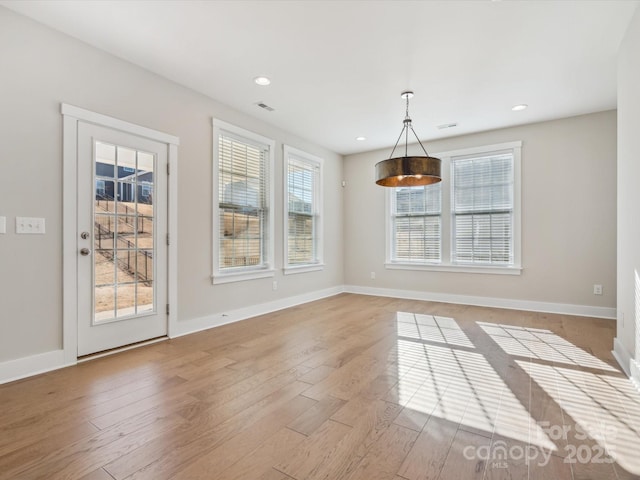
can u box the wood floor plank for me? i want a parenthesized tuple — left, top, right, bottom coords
(329, 377, 401, 427)
(482, 435, 529, 480)
(397, 417, 458, 480)
(0, 293, 637, 480)
(281, 400, 403, 480)
(211, 427, 306, 480)
(274, 419, 353, 480)
(89, 382, 199, 430)
(302, 336, 398, 401)
(0, 374, 187, 460)
(104, 381, 311, 480)
(437, 428, 492, 480)
(298, 365, 336, 385)
(529, 452, 573, 480)
(227, 339, 327, 375)
(169, 395, 315, 479)
(288, 395, 347, 436)
(78, 468, 117, 480)
(258, 468, 296, 480)
(3, 410, 185, 480)
(0, 420, 100, 474)
(189, 362, 311, 405)
(343, 423, 418, 480)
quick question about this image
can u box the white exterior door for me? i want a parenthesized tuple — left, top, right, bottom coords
(76, 122, 168, 356)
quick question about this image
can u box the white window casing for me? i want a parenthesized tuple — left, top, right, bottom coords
(283, 145, 324, 274)
(386, 141, 522, 275)
(212, 119, 275, 284)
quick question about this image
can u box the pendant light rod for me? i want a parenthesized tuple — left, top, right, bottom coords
(388, 91, 432, 160)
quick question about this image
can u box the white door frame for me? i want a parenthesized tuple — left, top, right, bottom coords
(62, 104, 179, 364)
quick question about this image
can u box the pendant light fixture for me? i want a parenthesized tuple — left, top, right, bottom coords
(375, 91, 442, 187)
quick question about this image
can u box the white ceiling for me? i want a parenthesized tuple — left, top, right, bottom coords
(2, 0, 637, 155)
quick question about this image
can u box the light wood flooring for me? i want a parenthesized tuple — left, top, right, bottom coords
(1, 293, 640, 480)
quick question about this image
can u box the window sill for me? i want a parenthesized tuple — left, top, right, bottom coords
(385, 262, 522, 276)
(212, 268, 275, 285)
(283, 263, 325, 275)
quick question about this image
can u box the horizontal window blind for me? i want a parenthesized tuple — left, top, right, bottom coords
(218, 133, 269, 270)
(287, 155, 318, 265)
(392, 184, 441, 263)
(451, 152, 514, 265)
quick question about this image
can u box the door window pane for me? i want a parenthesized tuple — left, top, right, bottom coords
(94, 141, 156, 322)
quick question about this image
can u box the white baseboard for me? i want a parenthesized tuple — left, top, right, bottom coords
(616, 338, 640, 391)
(343, 285, 617, 319)
(0, 286, 343, 385)
(1, 284, 619, 385)
(0, 349, 73, 385)
(631, 359, 640, 391)
(170, 285, 345, 338)
(612, 337, 632, 376)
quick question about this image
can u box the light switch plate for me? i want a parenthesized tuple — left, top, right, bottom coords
(16, 217, 46, 234)
(0, 216, 6, 234)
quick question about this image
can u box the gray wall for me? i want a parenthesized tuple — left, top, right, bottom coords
(0, 7, 344, 363)
(617, 6, 640, 365)
(344, 111, 617, 309)
(0, 4, 624, 369)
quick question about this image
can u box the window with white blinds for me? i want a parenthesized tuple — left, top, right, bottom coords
(213, 120, 275, 283)
(284, 146, 323, 272)
(386, 141, 521, 274)
(391, 184, 442, 263)
(451, 152, 514, 265)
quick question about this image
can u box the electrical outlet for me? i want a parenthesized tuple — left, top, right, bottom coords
(272, 280, 278, 291)
(593, 284, 603, 295)
(370, 272, 376, 279)
(16, 217, 45, 234)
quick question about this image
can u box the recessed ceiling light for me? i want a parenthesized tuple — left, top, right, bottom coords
(512, 104, 528, 111)
(254, 76, 271, 86)
(356, 136, 366, 141)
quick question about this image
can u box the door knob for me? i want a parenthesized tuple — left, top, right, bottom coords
(80, 231, 90, 239)
(80, 248, 91, 256)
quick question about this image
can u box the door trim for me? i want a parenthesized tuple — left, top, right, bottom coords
(62, 103, 179, 363)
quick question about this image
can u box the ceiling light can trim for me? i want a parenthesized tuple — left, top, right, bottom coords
(375, 91, 442, 187)
(254, 76, 271, 86)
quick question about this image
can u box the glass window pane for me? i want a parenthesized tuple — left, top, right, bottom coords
(286, 151, 320, 266)
(95, 285, 115, 322)
(452, 152, 514, 265)
(218, 132, 268, 270)
(94, 141, 156, 322)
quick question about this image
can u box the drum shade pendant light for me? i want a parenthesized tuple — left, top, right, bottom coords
(375, 91, 442, 187)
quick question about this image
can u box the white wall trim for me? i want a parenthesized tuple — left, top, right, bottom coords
(344, 285, 616, 319)
(283, 144, 324, 270)
(170, 286, 344, 338)
(631, 359, 640, 391)
(212, 118, 276, 284)
(0, 350, 71, 385)
(167, 143, 179, 337)
(61, 104, 180, 145)
(612, 337, 632, 376)
(1, 286, 343, 383)
(62, 103, 180, 359)
(613, 337, 640, 391)
(4, 284, 620, 384)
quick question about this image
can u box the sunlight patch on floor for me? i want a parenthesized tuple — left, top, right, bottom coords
(478, 322, 617, 372)
(394, 313, 555, 450)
